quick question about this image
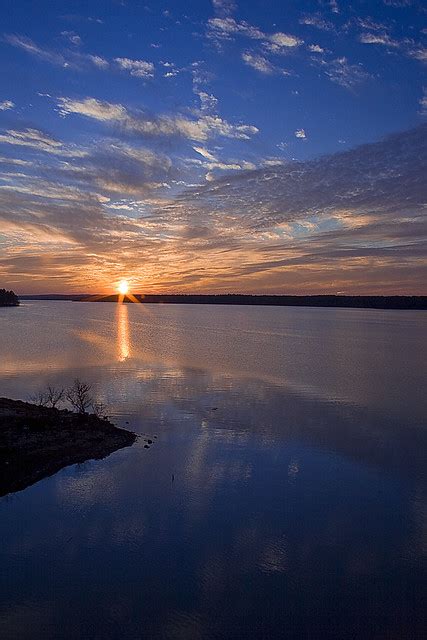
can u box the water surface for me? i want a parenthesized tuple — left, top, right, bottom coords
(0, 302, 426, 639)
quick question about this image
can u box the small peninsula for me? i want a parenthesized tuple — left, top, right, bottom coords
(0, 398, 136, 497)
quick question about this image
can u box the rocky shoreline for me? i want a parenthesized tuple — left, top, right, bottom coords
(0, 397, 136, 497)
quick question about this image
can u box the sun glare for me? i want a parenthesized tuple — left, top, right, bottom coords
(118, 280, 129, 295)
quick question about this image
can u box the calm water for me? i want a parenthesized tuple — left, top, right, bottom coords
(0, 301, 426, 639)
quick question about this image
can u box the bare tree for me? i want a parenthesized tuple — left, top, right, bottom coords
(45, 385, 65, 408)
(30, 385, 65, 408)
(29, 390, 49, 407)
(66, 379, 93, 414)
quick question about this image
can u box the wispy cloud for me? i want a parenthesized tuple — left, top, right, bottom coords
(0, 100, 14, 111)
(191, 145, 256, 180)
(87, 54, 109, 69)
(4, 33, 106, 71)
(353, 17, 426, 64)
(382, 0, 413, 6)
(212, 0, 236, 17)
(114, 57, 155, 78)
(206, 16, 301, 79)
(60, 31, 82, 46)
(359, 32, 400, 47)
(4, 34, 65, 65)
(299, 14, 334, 31)
(308, 44, 325, 53)
(420, 88, 427, 115)
(0, 128, 87, 156)
(409, 47, 427, 63)
(4, 33, 157, 77)
(207, 17, 302, 51)
(57, 97, 259, 142)
(242, 52, 276, 74)
(313, 56, 372, 89)
(197, 91, 219, 113)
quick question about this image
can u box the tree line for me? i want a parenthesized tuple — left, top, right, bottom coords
(0, 288, 19, 306)
(30, 379, 106, 418)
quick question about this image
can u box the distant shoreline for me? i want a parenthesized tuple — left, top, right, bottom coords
(19, 294, 427, 310)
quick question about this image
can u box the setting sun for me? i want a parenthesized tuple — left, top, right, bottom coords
(118, 280, 129, 295)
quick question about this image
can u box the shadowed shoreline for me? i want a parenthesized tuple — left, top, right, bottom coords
(0, 398, 136, 498)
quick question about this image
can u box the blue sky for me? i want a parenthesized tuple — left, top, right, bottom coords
(0, 0, 426, 293)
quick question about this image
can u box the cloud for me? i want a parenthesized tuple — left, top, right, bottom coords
(60, 31, 82, 46)
(299, 14, 334, 31)
(207, 17, 263, 42)
(383, 0, 413, 6)
(0, 128, 87, 156)
(4, 32, 110, 72)
(294, 129, 307, 139)
(4, 33, 140, 75)
(313, 56, 372, 89)
(0, 156, 31, 165)
(353, 17, 426, 64)
(4, 34, 65, 65)
(88, 55, 109, 69)
(276, 142, 288, 151)
(0, 100, 14, 111)
(420, 88, 427, 115)
(359, 32, 399, 47)
(197, 91, 219, 113)
(409, 47, 427, 63)
(57, 97, 259, 142)
(58, 97, 127, 121)
(191, 145, 256, 179)
(114, 57, 155, 78)
(193, 146, 217, 161)
(207, 17, 302, 51)
(241, 50, 291, 75)
(265, 32, 303, 52)
(212, 0, 236, 16)
(308, 44, 324, 53)
(242, 52, 275, 74)
(356, 17, 390, 32)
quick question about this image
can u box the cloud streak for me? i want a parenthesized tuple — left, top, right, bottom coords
(57, 96, 259, 142)
(207, 17, 302, 51)
(114, 57, 155, 78)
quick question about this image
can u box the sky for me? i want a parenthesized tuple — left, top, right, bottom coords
(0, 0, 426, 295)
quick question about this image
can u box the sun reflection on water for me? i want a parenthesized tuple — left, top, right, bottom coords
(117, 302, 130, 362)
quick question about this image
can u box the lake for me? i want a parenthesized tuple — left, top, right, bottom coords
(0, 301, 426, 639)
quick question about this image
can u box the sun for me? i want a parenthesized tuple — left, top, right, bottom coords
(118, 280, 129, 295)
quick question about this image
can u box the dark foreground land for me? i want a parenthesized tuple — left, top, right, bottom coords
(0, 398, 136, 497)
(20, 294, 427, 310)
